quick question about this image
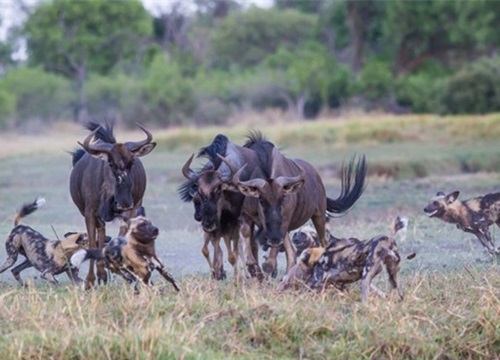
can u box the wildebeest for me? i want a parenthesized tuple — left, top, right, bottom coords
(179, 133, 273, 280)
(233, 142, 367, 277)
(69, 121, 156, 288)
(424, 190, 500, 254)
(0, 198, 88, 285)
(71, 216, 179, 292)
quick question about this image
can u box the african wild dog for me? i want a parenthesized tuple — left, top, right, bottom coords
(424, 191, 500, 254)
(71, 216, 179, 292)
(0, 198, 89, 285)
(278, 216, 413, 302)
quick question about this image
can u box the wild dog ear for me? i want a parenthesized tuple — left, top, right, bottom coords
(64, 231, 76, 237)
(76, 233, 88, 245)
(436, 191, 445, 196)
(446, 191, 460, 203)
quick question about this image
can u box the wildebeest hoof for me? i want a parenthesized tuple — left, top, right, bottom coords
(262, 260, 276, 277)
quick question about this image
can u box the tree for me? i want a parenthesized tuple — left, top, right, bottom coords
(210, 7, 317, 69)
(22, 0, 151, 122)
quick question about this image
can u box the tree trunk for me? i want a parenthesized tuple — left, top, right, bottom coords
(346, 2, 368, 73)
(73, 62, 89, 123)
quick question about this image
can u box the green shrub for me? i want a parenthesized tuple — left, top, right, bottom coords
(395, 72, 445, 113)
(0, 88, 16, 128)
(355, 60, 393, 102)
(439, 57, 500, 114)
(0, 67, 73, 125)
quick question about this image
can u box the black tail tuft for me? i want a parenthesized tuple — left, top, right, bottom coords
(326, 154, 367, 216)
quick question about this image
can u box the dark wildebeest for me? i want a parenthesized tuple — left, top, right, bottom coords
(179, 133, 274, 280)
(70, 122, 156, 288)
(233, 143, 367, 277)
(424, 190, 500, 254)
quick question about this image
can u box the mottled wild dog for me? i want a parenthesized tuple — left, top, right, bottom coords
(424, 191, 500, 254)
(278, 216, 412, 302)
(71, 216, 179, 292)
(0, 198, 89, 285)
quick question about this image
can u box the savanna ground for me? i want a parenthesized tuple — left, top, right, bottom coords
(1, 115, 500, 359)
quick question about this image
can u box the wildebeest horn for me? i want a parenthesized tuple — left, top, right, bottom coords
(217, 155, 238, 179)
(233, 163, 266, 190)
(232, 163, 247, 184)
(182, 154, 198, 181)
(125, 123, 153, 151)
(78, 126, 113, 155)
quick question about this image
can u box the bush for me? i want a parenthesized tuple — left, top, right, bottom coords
(0, 89, 16, 128)
(0, 67, 73, 125)
(355, 60, 393, 102)
(439, 57, 500, 114)
(395, 72, 445, 113)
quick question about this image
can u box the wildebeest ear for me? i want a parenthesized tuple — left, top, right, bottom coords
(237, 183, 261, 198)
(131, 143, 156, 157)
(221, 182, 239, 192)
(446, 191, 460, 203)
(283, 179, 305, 194)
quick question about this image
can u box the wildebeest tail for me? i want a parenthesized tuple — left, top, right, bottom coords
(326, 154, 367, 216)
(70, 248, 105, 268)
(15, 197, 45, 226)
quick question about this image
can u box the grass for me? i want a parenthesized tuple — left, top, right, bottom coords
(1, 114, 500, 358)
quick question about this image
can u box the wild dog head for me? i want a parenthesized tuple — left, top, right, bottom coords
(126, 216, 159, 244)
(423, 191, 459, 219)
(291, 225, 322, 257)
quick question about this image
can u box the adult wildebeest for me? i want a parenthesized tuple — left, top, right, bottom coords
(70, 122, 156, 288)
(179, 133, 273, 280)
(233, 143, 367, 277)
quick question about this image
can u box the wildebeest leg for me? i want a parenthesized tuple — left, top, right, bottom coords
(240, 219, 263, 280)
(262, 247, 279, 278)
(84, 215, 97, 289)
(96, 225, 108, 284)
(201, 232, 214, 275)
(212, 236, 226, 280)
(223, 229, 239, 279)
(10, 259, 32, 286)
(311, 213, 328, 247)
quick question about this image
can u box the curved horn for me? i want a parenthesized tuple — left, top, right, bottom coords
(275, 166, 305, 187)
(125, 123, 153, 151)
(78, 126, 113, 155)
(232, 163, 247, 184)
(182, 154, 198, 181)
(233, 163, 266, 190)
(217, 154, 238, 180)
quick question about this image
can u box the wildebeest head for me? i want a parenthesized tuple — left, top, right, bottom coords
(79, 124, 156, 220)
(181, 154, 236, 233)
(423, 191, 459, 219)
(234, 165, 305, 247)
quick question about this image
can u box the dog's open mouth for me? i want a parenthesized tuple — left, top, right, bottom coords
(426, 209, 439, 217)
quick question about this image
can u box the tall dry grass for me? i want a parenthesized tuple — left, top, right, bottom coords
(0, 269, 499, 359)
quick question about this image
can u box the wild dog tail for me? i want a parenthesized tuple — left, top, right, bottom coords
(390, 216, 416, 260)
(14, 197, 46, 226)
(70, 248, 105, 269)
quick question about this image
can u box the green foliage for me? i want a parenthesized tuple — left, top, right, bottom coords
(355, 60, 393, 101)
(440, 57, 500, 114)
(0, 67, 72, 125)
(142, 54, 194, 126)
(23, 0, 151, 77)
(210, 7, 317, 69)
(0, 88, 15, 128)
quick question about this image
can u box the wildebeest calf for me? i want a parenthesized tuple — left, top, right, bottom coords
(71, 216, 179, 292)
(0, 198, 89, 285)
(278, 216, 412, 302)
(424, 191, 500, 254)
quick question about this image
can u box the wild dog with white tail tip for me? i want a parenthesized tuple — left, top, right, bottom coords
(71, 216, 179, 292)
(278, 216, 414, 302)
(0, 198, 89, 285)
(424, 191, 500, 254)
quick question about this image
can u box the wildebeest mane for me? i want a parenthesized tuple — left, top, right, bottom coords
(326, 154, 367, 217)
(71, 149, 86, 166)
(197, 134, 229, 169)
(244, 131, 275, 179)
(85, 121, 116, 144)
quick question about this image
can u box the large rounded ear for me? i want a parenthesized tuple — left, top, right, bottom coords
(131, 142, 156, 157)
(236, 177, 266, 198)
(76, 233, 89, 245)
(446, 191, 460, 203)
